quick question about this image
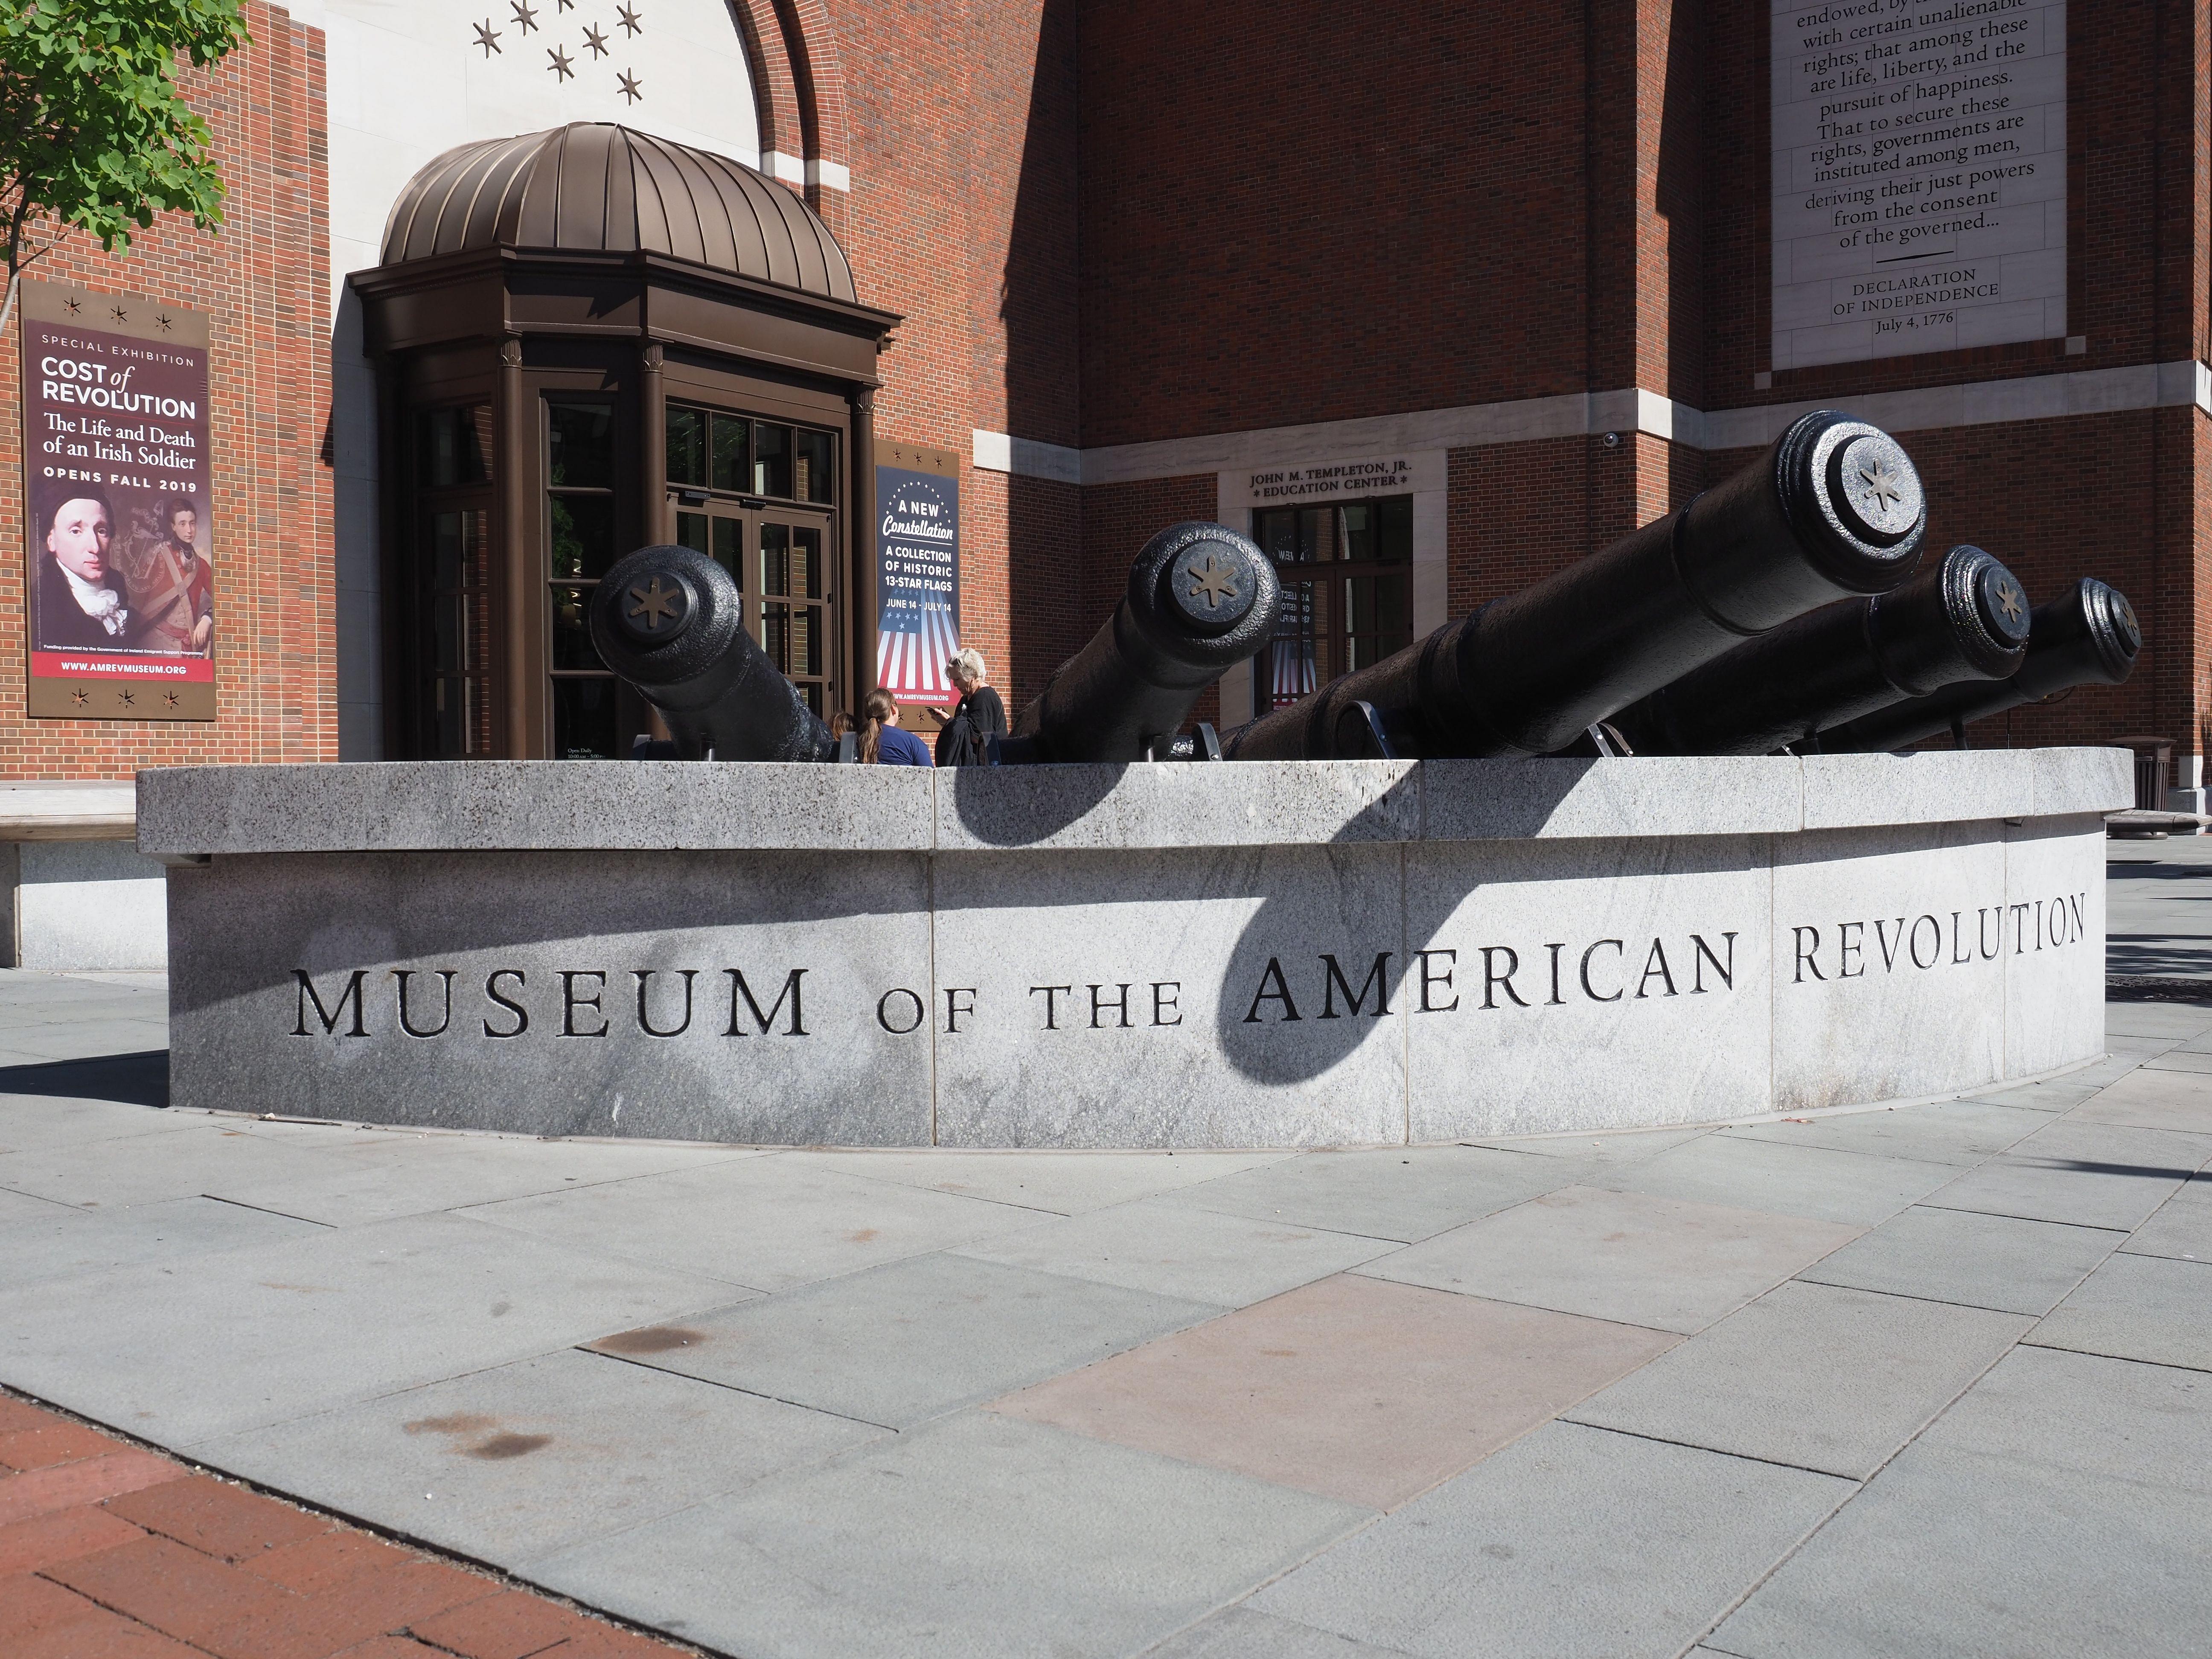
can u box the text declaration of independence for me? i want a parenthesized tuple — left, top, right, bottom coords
(1772, 0, 2065, 370)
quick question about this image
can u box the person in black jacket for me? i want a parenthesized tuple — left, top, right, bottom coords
(35, 488, 130, 653)
(935, 647, 1007, 766)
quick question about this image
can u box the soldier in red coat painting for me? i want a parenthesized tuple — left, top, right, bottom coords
(126, 494, 214, 657)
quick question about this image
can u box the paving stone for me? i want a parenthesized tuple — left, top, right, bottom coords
(1598, 1135, 1954, 1226)
(585, 1253, 1221, 1430)
(243, 1529, 415, 1596)
(0, 1504, 145, 1576)
(1794, 1204, 2121, 1315)
(1252, 1422, 1853, 1659)
(0, 1124, 355, 1211)
(777, 1147, 1295, 1215)
(0, 1572, 107, 1641)
(526, 1411, 1371, 1659)
(2104, 1004, 2212, 1040)
(1460, 1127, 1713, 1162)
(2066, 1066, 2212, 1135)
(1356, 1186, 1859, 1334)
(196, 1347, 883, 1564)
(205, 1135, 759, 1228)
(0, 1450, 183, 1526)
(102, 1474, 332, 1562)
(461, 1158, 1044, 1292)
(1144, 1607, 1416, 1657)
(2124, 1175, 2212, 1263)
(952, 1196, 1399, 1307)
(0, 1187, 74, 1228)
(1919, 1118, 2212, 1231)
(1710, 1349, 2212, 1659)
(2026, 1252, 2212, 1372)
(43, 1533, 298, 1647)
(2104, 1033, 2183, 1057)
(2137, 1048, 2212, 1075)
(0, 1418, 118, 1470)
(0, 1213, 738, 1444)
(0, 1196, 327, 1289)
(210, 1556, 501, 1659)
(1161, 1146, 1578, 1244)
(992, 1274, 1674, 1511)
(408, 1590, 604, 1659)
(1715, 1100, 2051, 1167)
(0, 1096, 178, 1153)
(1564, 1281, 2029, 1479)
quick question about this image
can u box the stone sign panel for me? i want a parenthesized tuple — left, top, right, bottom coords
(1770, 0, 2066, 370)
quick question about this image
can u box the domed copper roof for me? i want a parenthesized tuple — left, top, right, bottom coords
(380, 123, 856, 303)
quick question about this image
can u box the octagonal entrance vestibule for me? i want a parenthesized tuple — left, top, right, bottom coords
(353, 122, 899, 761)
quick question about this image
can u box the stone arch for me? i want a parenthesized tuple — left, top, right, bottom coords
(728, 0, 850, 220)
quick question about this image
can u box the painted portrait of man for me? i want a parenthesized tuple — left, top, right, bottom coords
(124, 492, 215, 657)
(33, 487, 131, 653)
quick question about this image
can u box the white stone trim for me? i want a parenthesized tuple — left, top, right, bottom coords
(806, 158, 851, 193)
(971, 428, 1081, 484)
(969, 361, 2212, 485)
(761, 149, 806, 186)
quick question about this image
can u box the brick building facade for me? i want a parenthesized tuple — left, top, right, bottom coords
(3, 0, 2206, 790)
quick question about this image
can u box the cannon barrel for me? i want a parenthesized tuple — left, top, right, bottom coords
(1222, 409, 1929, 760)
(1008, 521, 1282, 763)
(588, 543, 838, 762)
(1813, 578, 2142, 753)
(1608, 543, 2032, 757)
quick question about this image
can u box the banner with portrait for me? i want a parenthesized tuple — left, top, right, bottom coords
(18, 279, 215, 720)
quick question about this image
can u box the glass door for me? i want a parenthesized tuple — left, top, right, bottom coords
(1251, 497, 1414, 719)
(672, 503, 836, 719)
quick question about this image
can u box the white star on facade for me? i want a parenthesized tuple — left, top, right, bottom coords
(582, 23, 609, 56)
(547, 45, 574, 79)
(618, 69, 643, 102)
(510, 0, 538, 32)
(473, 19, 501, 54)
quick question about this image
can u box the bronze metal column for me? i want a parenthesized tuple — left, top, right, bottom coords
(498, 336, 535, 757)
(851, 387, 877, 701)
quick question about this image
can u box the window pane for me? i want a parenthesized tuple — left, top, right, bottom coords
(676, 511, 710, 555)
(713, 516, 742, 587)
(418, 407, 492, 488)
(795, 429, 834, 504)
(1342, 504, 1376, 562)
(547, 400, 615, 488)
(1256, 509, 1299, 562)
(711, 414, 748, 493)
(550, 584, 600, 669)
(1299, 507, 1335, 561)
(550, 494, 617, 579)
(433, 676, 474, 759)
(761, 521, 790, 597)
(753, 422, 792, 498)
(434, 594, 472, 673)
(1345, 573, 1411, 670)
(552, 676, 619, 759)
(761, 601, 788, 671)
(792, 605, 821, 677)
(667, 406, 705, 486)
(1378, 496, 1414, 563)
(430, 508, 483, 591)
(789, 525, 821, 599)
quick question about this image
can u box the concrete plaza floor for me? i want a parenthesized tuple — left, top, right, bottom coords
(1, 853, 2208, 1658)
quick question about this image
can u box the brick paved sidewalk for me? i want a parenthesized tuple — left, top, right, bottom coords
(0, 1393, 687, 1659)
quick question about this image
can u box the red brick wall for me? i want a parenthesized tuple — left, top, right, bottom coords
(0, 3, 332, 780)
(1076, 1, 1592, 447)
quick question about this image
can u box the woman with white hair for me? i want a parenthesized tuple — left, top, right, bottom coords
(934, 646, 1007, 766)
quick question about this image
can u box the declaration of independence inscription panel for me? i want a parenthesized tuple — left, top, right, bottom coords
(1771, 0, 2066, 370)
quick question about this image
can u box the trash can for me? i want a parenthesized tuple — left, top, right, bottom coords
(2112, 735, 2176, 812)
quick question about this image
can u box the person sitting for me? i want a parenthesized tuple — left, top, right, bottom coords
(934, 647, 1007, 766)
(859, 689, 933, 765)
(35, 489, 129, 652)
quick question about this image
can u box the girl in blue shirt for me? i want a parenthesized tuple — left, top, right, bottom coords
(860, 689, 934, 765)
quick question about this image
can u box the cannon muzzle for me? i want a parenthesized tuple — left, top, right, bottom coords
(1007, 522, 1281, 763)
(589, 544, 838, 762)
(1813, 578, 2142, 753)
(1223, 409, 1929, 760)
(1609, 544, 2032, 757)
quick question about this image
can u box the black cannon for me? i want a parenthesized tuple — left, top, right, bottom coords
(1608, 543, 2033, 757)
(589, 543, 840, 762)
(1813, 578, 2142, 753)
(1221, 410, 1928, 760)
(1002, 521, 1282, 763)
